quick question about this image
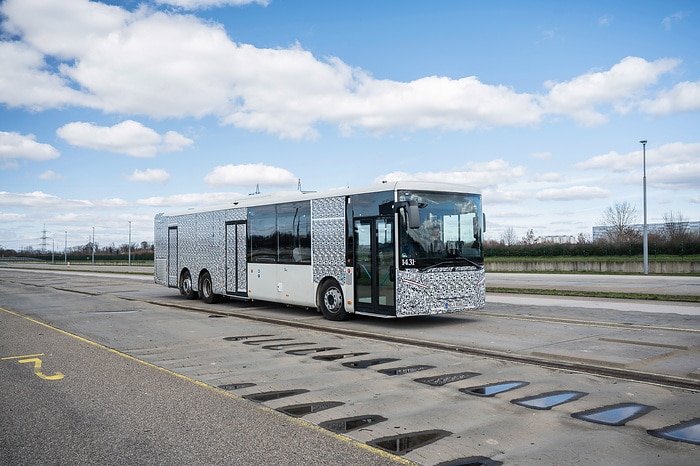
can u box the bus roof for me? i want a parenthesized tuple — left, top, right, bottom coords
(157, 180, 481, 217)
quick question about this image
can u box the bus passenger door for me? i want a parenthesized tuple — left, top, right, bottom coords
(354, 217, 395, 316)
(226, 221, 247, 296)
(167, 226, 178, 288)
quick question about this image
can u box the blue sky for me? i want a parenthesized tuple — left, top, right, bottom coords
(1, 0, 699, 252)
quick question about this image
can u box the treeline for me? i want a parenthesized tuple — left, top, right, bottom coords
(0, 242, 154, 262)
(484, 237, 700, 258)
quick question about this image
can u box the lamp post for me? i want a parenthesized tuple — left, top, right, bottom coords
(92, 226, 95, 265)
(640, 140, 648, 275)
(64, 231, 67, 264)
(128, 221, 132, 267)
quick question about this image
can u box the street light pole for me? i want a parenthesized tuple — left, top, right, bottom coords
(640, 140, 648, 275)
(92, 226, 95, 265)
(128, 221, 132, 268)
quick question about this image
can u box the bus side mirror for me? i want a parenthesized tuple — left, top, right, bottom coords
(483, 213, 486, 233)
(394, 201, 420, 229)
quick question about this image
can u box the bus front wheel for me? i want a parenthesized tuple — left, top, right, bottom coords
(319, 280, 349, 321)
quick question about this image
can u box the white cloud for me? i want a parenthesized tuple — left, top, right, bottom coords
(598, 15, 613, 27)
(535, 186, 611, 201)
(541, 56, 680, 125)
(0, 0, 693, 141)
(576, 142, 700, 174)
(0, 191, 128, 210)
(136, 192, 243, 207)
(639, 80, 700, 115)
(56, 120, 193, 157)
(38, 170, 63, 180)
(0, 131, 60, 161)
(204, 163, 298, 187)
(156, 0, 269, 9)
(378, 159, 527, 189)
(128, 168, 171, 183)
(662, 12, 687, 31)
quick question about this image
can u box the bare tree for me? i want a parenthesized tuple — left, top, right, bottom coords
(600, 202, 639, 243)
(663, 211, 690, 242)
(521, 229, 538, 245)
(500, 227, 519, 246)
(577, 232, 590, 244)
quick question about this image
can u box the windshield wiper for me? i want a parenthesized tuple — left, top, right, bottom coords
(420, 256, 483, 272)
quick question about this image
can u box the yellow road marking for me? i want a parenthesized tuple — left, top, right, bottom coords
(1, 353, 45, 360)
(18, 357, 65, 380)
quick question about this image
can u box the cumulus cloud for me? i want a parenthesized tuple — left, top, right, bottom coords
(638, 80, 700, 115)
(2, 0, 686, 141)
(128, 168, 171, 183)
(0, 131, 60, 161)
(137, 192, 243, 207)
(541, 56, 680, 125)
(56, 120, 193, 157)
(204, 163, 298, 187)
(378, 159, 526, 189)
(38, 170, 63, 180)
(535, 186, 610, 201)
(576, 142, 700, 191)
(0, 190, 129, 210)
(157, 0, 268, 8)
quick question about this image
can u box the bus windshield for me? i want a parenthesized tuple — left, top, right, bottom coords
(397, 190, 483, 270)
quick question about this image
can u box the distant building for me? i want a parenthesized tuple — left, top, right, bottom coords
(592, 221, 700, 242)
(541, 235, 577, 244)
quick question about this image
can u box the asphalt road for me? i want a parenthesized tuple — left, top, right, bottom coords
(0, 307, 404, 466)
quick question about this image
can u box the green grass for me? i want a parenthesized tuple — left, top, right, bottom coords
(487, 286, 700, 303)
(486, 254, 700, 263)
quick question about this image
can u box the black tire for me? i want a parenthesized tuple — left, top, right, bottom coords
(200, 272, 220, 304)
(179, 270, 198, 300)
(318, 280, 349, 321)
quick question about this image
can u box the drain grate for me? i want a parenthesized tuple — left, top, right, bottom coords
(460, 381, 529, 397)
(312, 352, 369, 361)
(512, 390, 587, 410)
(342, 358, 400, 369)
(415, 371, 481, 386)
(286, 347, 340, 356)
(208, 314, 226, 318)
(319, 415, 387, 433)
(572, 402, 656, 426)
(648, 418, 700, 445)
(368, 429, 452, 455)
(243, 389, 309, 402)
(277, 401, 344, 417)
(262, 342, 316, 350)
(436, 457, 503, 466)
(242, 338, 295, 345)
(218, 382, 256, 391)
(223, 334, 274, 341)
(378, 365, 435, 376)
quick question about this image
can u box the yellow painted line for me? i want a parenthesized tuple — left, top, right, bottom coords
(0, 306, 413, 465)
(1, 353, 45, 360)
(18, 357, 65, 380)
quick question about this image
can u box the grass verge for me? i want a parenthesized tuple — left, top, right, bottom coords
(487, 287, 700, 303)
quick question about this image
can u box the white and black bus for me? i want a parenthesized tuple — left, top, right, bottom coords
(154, 181, 485, 320)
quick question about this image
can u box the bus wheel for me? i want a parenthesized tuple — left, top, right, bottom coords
(319, 280, 349, 321)
(200, 272, 220, 304)
(180, 270, 198, 300)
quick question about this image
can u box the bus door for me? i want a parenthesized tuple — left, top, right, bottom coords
(225, 221, 248, 296)
(167, 226, 178, 288)
(354, 217, 395, 315)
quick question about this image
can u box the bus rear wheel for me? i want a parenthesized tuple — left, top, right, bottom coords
(200, 272, 221, 304)
(179, 270, 198, 300)
(319, 280, 349, 321)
